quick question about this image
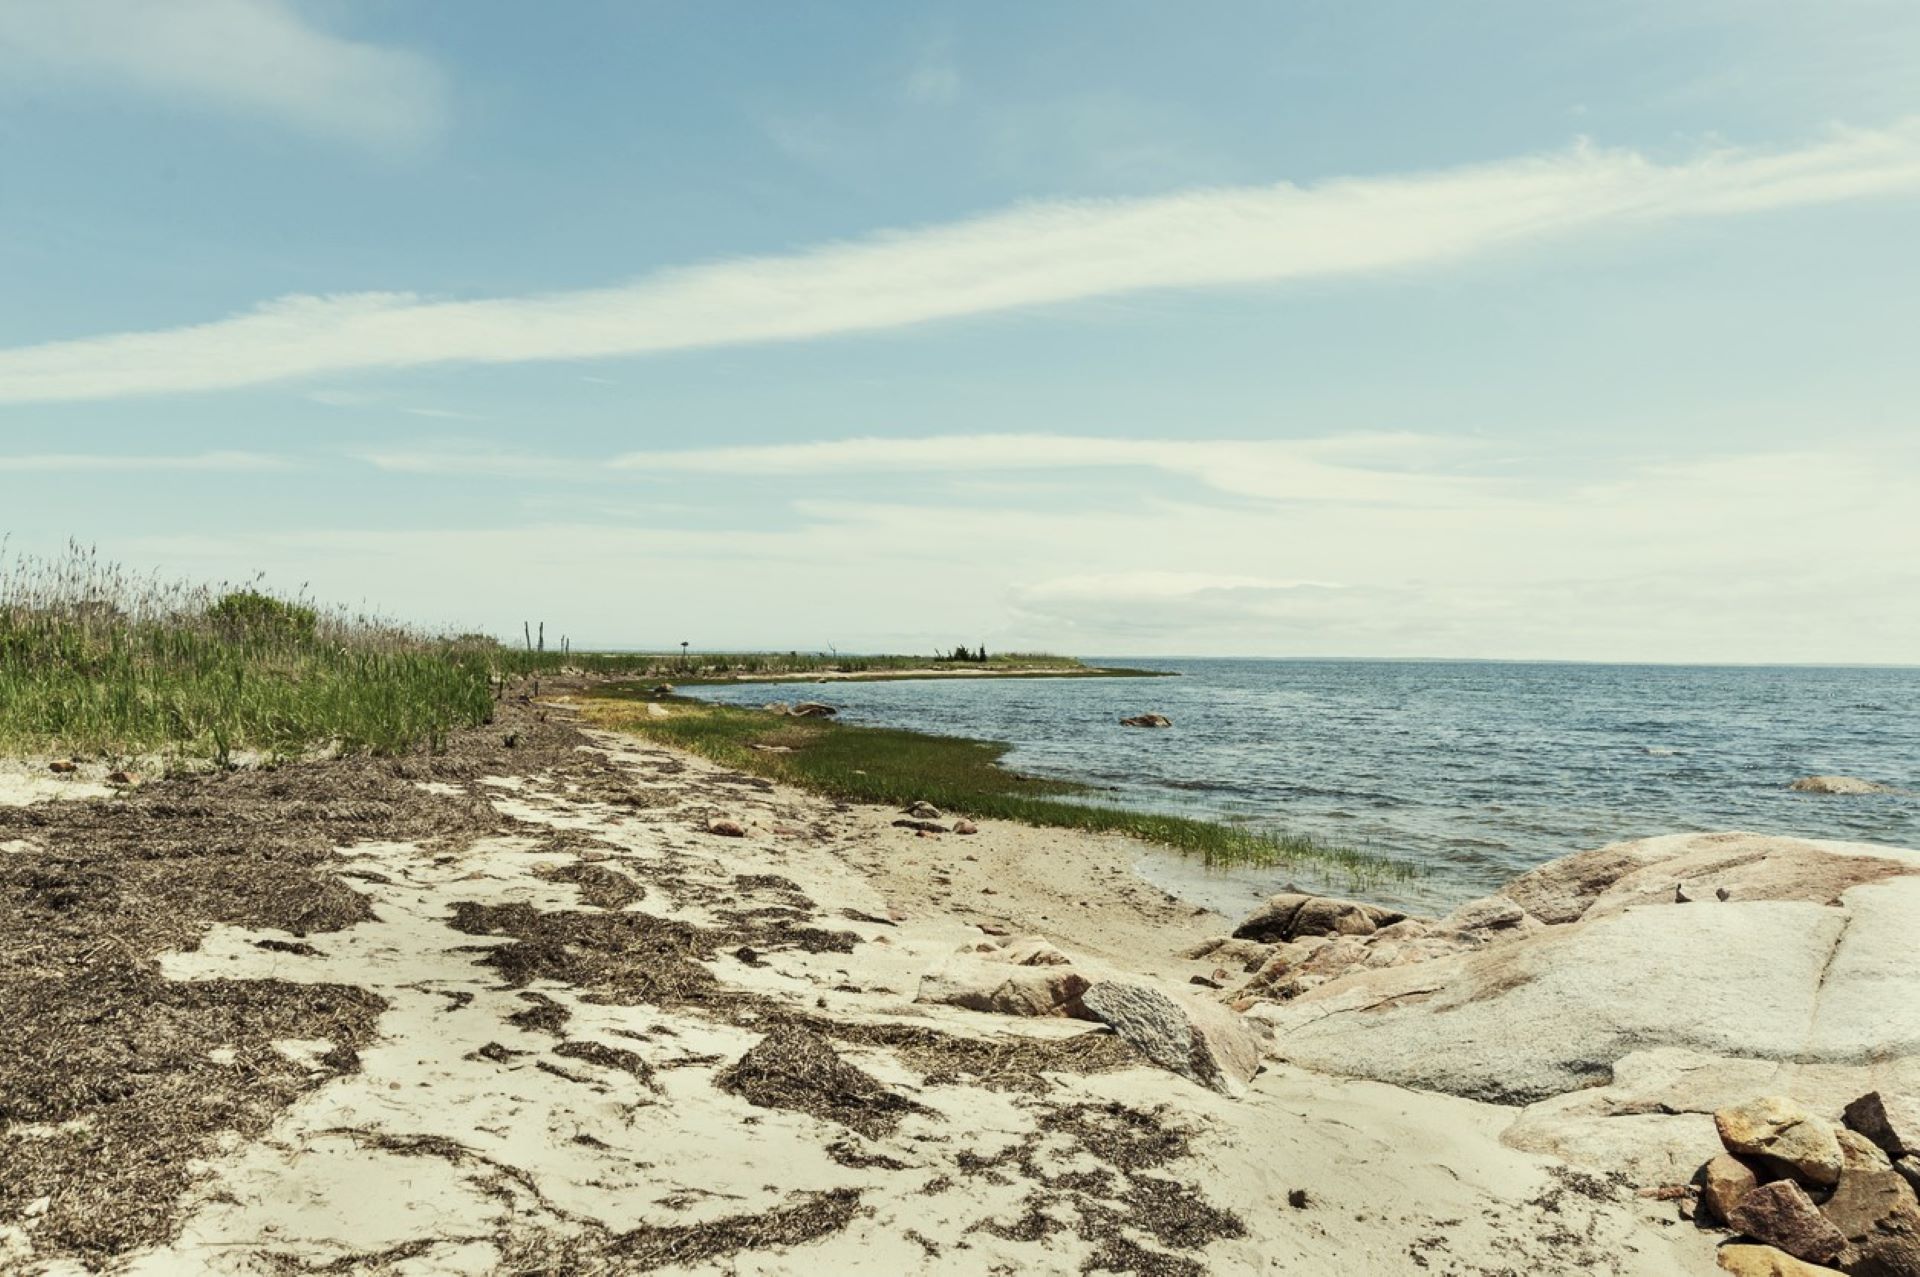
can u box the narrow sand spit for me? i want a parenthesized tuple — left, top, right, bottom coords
(2, 699, 1715, 1274)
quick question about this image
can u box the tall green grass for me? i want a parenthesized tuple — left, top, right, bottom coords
(578, 689, 1416, 887)
(0, 545, 635, 761)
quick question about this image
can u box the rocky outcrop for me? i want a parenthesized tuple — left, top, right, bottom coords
(1230, 892, 1407, 943)
(1792, 777, 1900, 796)
(1119, 714, 1172, 728)
(915, 960, 1091, 1018)
(1717, 1243, 1849, 1275)
(1717, 1097, 1846, 1188)
(1079, 980, 1262, 1096)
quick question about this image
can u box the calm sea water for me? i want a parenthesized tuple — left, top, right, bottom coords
(684, 660, 1920, 915)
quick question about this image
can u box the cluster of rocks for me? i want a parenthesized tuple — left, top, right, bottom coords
(763, 701, 837, 718)
(1119, 713, 1172, 728)
(1182, 887, 1541, 1007)
(1695, 1092, 1920, 1275)
(1790, 776, 1903, 796)
(889, 801, 977, 837)
(914, 929, 1260, 1095)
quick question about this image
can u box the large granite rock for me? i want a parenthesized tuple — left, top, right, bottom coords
(1250, 836, 1920, 1109)
(1823, 1130, 1920, 1276)
(1079, 980, 1261, 1096)
(916, 961, 1091, 1018)
(1716, 1097, 1845, 1188)
(1847, 1093, 1920, 1160)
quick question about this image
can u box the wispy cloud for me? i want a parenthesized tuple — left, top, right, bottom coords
(362, 432, 1490, 505)
(0, 450, 288, 472)
(5, 121, 1920, 403)
(0, 0, 448, 150)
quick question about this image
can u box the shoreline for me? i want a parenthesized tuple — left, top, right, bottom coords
(1, 688, 1725, 1274)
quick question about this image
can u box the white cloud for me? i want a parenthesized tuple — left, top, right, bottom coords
(0, 0, 447, 150)
(363, 432, 1492, 505)
(6, 121, 1920, 402)
(0, 450, 287, 472)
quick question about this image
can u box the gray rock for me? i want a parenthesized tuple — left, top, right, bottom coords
(1439, 895, 1535, 933)
(1231, 893, 1403, 944)
(1079, 980, 1261, 1096)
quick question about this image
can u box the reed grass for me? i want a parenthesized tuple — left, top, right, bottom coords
(0, 544, 634, 761)
(575, 689, 1416, 887)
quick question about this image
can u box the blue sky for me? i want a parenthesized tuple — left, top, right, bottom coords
(2, 1, 1918, 661)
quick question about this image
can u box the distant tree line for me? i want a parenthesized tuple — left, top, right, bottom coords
(946, 644, 988, 662)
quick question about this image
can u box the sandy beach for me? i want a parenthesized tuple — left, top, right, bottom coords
(1, 685, 1741, 1275)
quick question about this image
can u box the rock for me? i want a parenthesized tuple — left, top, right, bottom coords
(1119, 714, 1172, 728)
(106, 769, 139, 786)
(1728, 1180, 1848, 1266)
(891, 819, 946, 834)
(1079, 979, 1261, 1095)
(1822, 1130, 1920, 1276)
(951, 820, 978, 836)
(1189, 974, 1223, 989)
(1231, 893, 1403, 943)
(1848, 1093, 1920, 1159)
(706, 818, 747, 838)
(1716, 1244, 1848, 1276)
(1898, 1158, 1920, 1195)
(792, 702, 837, 718)
(916, 962, 1091, 1018)
(904, 801, 942, 819)
(645, 703, 670, 719)
(1716, 1097, 1845, 1188)
(1791, 776, 1898, 795)
(1183, 937, 1279, 970)
(1703, 1153, 1765, 1224)
(991, 937, 1073, 967)
(47, 760, 77, 774)
(1248, 838, 1920, 1108)
(1439, 895, 1534, 934)
(649, 683, 675, 695)
(763, 702, 793, 715)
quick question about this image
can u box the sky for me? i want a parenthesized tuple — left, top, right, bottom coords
(2, 1, 1918, 662)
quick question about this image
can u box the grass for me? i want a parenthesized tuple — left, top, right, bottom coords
(573, 686, 1416, 887)
(0, 544, 654, 762)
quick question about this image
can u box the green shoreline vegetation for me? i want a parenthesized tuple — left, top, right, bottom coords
(576, 684, 1416, 888)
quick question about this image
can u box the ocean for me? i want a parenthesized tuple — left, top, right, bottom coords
(681, 659, 1920, 917)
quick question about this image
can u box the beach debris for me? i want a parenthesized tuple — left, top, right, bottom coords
(892, 818, 946, 834)
(1119, 713, 1172, 728)
(1728, 1181, 1848, 1266)
(1717, 1097, 1845, 1188)
(716, 1026, 926, 1139)
(706, 818, 748, 837)
(1789, 776, 1899, 795)
(46, 760, 76, 774)
(792, 702, 837, 718)
(1231, 892, 1406, 943)
(951, 819, 978, 835)
(1078, 979, 1262, 1096)
(750, 743, 794, 753)
(106, 769, 140, 786)
(1287, 1189, 1312, 1209)
(915, 959, 1092, 1018)
(904, 800, 942, 819)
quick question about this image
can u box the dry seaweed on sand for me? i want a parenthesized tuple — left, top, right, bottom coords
(815, 1016, 1145, 1093)
(967, 1101, 1247, 1277)
(714, 1025, 929, 1139)
(541, 860, 645, 910)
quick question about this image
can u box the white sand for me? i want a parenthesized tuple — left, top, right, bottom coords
(21, 728, 1717, 1275)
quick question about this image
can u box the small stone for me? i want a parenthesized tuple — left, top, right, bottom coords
(1188, 974, 1223, 989)
(1727, 1181, 1847, 1266)
(1845, 1092, 1920, 1159)
(952, 819, 978, 836)
(1716, 1096, 1846, 1188)
(1702, 1153, 1762, 1224)
(904, 801, 942, 819)
(1287, 1189, 1311, 1209)
(707, 818, 747, 837)
(106, 769, 139, 786)
(47, 760, 77, 774)
(1714, 1243, 1848, 1276)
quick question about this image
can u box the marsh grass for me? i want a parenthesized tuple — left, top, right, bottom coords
(0, 544, 652, 761)
(575, 688, 1415, 885)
